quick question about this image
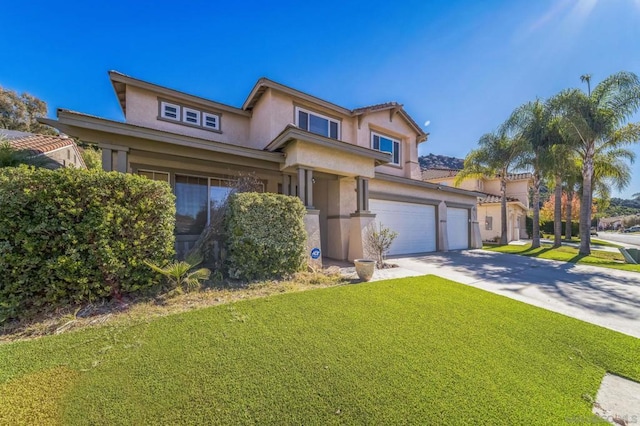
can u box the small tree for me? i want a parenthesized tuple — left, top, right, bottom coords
(81, 145, 102, 170)
(365, 222, 398, 269)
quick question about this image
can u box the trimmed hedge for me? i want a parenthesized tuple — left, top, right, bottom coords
(0, 167, 175, 322)
(540, 220, 579, 237)
(225, 193, 306, 281)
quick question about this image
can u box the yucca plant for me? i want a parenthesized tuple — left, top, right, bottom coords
(145, 253, 211, 294)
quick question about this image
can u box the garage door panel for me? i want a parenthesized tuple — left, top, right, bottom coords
(369, 199, 436, 255)
(447, 207, 469, 250)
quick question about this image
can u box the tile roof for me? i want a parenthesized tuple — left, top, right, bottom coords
(479, 192, 521, 204)
(7, 134, 75, 155)
(422, 168, 460, 180)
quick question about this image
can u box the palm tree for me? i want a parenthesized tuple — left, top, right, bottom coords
(563, 160, 581, 241)
(552, 71, 640, 255)
(455, 131, 526, 245)
(546, 142, 575, 247)
(502, 99, 560, 248)
(0, 138, 55, 168)
(580, 74, 592, 96)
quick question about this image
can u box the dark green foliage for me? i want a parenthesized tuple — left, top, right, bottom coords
(0, 167, 175, 322)
(540, 221, 579, 236)
(225, 192, 306, 280)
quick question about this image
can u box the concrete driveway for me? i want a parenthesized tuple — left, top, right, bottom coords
(390, 250, 640, 339)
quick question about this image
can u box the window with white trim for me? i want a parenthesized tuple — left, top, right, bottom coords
(160, 101, 180, 120)
(183, 107, 201, 126)
(371, 132, 401, 165)
(202, 112, 220, 131)
(295, 107, 339, 139)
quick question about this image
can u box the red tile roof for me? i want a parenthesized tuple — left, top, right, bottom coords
(479, 192, 521, 204)
(8, 134, 75, 155)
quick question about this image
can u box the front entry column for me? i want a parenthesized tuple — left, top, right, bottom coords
(297, 167, 314, 208)
(355, 176, 370, 213)
(470, 206, 483, 248)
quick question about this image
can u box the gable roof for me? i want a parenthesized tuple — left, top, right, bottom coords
(1, 131, 86, 168)
(242, 78, 427, 140)
(109, 71, 250, 118)
(108, 71, 428, 141)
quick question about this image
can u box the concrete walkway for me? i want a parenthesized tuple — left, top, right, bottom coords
(347, 249, 640, 339)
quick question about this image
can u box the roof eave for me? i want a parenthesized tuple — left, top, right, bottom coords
(266, 125, 391, 165)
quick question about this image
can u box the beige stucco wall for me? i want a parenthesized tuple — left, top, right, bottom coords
(369, 179, 477, 206)
(433, 176, 483, 192)
(506, 180, 530, 208)
(124, 86, 250, 146)
(47, 146, 84, 168)
(283, 140, 375, 178)
(477, 203, 528, 242)
(356, 110, 422, 179)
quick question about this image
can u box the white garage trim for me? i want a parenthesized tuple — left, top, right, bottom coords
(447, 207, 469, 250)
(369, 199, 437, 256)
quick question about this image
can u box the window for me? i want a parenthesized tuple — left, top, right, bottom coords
(138, 170, 170, 182)
(158, 100, 221, 132)
(371, 132, 401, 165)
(174, 174, 265, 235)
(485, 216, 493, 231)
(203, 112, 220, 131)
(296, 107, 339, 139)
(160, 101, 180, 120)
(183, 107, 201, 125)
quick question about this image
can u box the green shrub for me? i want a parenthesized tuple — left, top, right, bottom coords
(225, 193, 306, 281)
(0, 167, 175, 322)
(540, 220, 579, 237)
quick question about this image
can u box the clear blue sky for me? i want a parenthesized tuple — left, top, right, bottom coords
(2, 0, 640, 197)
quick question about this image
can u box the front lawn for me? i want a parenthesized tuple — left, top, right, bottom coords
(484, 243, 640, 272)
(1, 276, 638, 424)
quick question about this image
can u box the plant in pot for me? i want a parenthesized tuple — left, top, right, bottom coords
(355, 222, 398, 281)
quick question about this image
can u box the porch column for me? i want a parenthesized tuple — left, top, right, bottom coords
(98, 143, 130, 173)
(282, 174, 291, 196)
(355, 176, 370, 213)
(297, 167, 314, 208)
(470, 206, 483, 248)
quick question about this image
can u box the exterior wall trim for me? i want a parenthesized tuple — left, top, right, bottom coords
(375, 172, 483, 198)
(41, 111, 283, 164)
(444, 201, 475, 209)
(369, 191, 440, 206)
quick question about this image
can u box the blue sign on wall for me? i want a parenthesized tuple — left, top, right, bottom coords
(310, 248, 321, 259)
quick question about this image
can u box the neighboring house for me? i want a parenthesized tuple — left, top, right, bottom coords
(42, 71, 483, 262)
(423, 168, 532, 242)
(1, 129, 86, 169)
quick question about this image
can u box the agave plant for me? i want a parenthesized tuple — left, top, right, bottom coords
(145, 253, 211, 294)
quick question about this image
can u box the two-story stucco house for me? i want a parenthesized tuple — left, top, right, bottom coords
(42, 71, 483, 263)
(423, 169, 532, 242)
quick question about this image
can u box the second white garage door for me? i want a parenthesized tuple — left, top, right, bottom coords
(369, 199, 436, 255)
(447, 207, 469, 250)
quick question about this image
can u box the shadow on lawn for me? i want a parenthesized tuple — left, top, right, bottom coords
(398, 250, 640, 321)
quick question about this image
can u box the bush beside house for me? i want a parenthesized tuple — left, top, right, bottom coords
(0, 167, 175, 322)
(225, 193, 306, 281)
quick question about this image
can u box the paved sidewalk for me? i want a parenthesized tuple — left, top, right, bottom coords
(341, 249, 640, 339)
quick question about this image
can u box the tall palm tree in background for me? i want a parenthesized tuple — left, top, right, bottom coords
(552, 71, 640, 255)
(563, 159, 581, 241)
(546, 142, 576, 247)
(502, 99, 559, 249)
(455, 131, 526, 245)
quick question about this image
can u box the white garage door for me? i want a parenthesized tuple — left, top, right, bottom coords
(369, 199, 436, 255)
(447, 207, 469, 250)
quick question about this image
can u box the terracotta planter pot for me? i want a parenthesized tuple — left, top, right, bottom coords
(354, 259, 375, 282)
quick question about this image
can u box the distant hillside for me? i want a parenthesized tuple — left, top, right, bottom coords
(602, 198, 640, 217)
(419, 153, 464, 170)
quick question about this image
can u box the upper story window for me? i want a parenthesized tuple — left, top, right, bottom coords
(160, 101, 180, 120)
(371, 132, 400, 165)
(183, 107, 201, 126)
(202, 112, 220, 131)
(295, 107, 339, 140)
(158, 100, 221, 132)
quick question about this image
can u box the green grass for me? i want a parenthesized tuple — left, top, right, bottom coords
(2, 276, 639, 424)
(484, 243, 640, 272)
(540, 235, 622, 248)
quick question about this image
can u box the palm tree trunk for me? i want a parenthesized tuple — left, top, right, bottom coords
(553, 174, 562, 248)
(531, 172, 541, 249)
(500, 175, 508, 245)
(565, 189, 573, 240)
(580, 150, 595, 255)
